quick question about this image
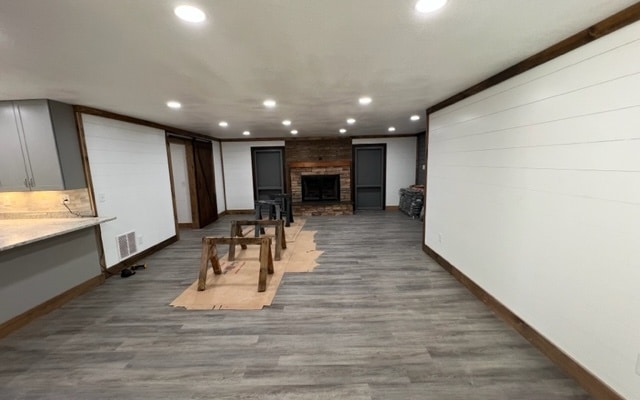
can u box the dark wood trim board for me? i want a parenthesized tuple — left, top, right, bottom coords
(104, 236, 178, 276)
(421, 6, 640, 399)
(0, 275, 105, 339)
(74, 105, 213, 142)
(427, 3, 640, 114)
(422, 244, 623, 400)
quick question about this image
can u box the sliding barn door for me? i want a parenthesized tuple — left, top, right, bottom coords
(354, 144, 386, 210)
(193, 140, 218, 227)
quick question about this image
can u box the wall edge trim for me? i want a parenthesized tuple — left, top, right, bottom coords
(422, 243, 624, 400)
(0, 274, 105, 339)
(426, 3, 640, 114)
(105, 235, 178, 276)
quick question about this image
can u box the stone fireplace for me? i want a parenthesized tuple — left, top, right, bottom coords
(289, 160, 353, 216)
(285, 138, 354, 216)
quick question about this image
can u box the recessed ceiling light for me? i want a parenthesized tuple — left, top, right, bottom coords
(346, 118, 356, 124)
(291, 130, 298, 135)
(219, 121, 228, 127)
(359, 96, 372, 105)
(339, 128, 347, 134)
(282, 120, 292, 126)
(410, 115, 420, 121)
(243, 131, 250, 136)
(415, 0, 447, 13)
(166, 101, 181, 109)
(174, 5, 206, 23)
(263, 99, 276, 108)
(388, 127, 396, 132)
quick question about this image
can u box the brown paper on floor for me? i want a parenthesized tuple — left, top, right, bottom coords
(170, 219, 323, 310)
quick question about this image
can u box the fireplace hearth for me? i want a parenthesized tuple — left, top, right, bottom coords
(302, 174, 340, 202)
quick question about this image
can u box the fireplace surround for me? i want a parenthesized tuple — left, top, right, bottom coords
(302, 174, 340, 202)
(289, 160, 353, 216)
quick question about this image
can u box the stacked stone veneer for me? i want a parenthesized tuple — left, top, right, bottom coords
(290, 166, 351, 203)
(289, 163, 353, 216)
(285, 138, 353, 216)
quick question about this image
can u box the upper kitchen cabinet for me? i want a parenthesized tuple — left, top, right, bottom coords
(0, 99, 86, 191)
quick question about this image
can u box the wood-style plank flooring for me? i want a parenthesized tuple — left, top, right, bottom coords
(0, 212, 590, 399)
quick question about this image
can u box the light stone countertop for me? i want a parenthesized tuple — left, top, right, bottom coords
(0, 217, 116, 252)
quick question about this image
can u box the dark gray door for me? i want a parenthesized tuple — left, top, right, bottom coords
(354, 144, 386, 210)
(252, 147, 284, 200)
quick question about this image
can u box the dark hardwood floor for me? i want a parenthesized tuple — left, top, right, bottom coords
(0, 212, 590, 399)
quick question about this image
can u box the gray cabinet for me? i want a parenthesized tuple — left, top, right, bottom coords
(0, 99, 85, 191)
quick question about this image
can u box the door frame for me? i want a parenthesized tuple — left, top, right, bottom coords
(167, 136, 198, 228)
(166, 135, 218, 229)
(352, 143, 387, 211)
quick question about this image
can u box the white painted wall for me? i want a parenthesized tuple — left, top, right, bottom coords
(221, 140, 284, 210)
(353, 137, 417, 206)
(426, 22, 640, 399)
(212, 140, 226, 214)
(169, 142, 192, 223)
(82, 115, 176, 268)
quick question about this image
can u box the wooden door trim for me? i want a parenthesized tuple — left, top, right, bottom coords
(168, 136, 199, 228)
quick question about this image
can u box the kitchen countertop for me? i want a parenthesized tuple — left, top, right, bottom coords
(0, 217, 116, 252)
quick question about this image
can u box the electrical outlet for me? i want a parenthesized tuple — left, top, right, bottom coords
(438, 233, 443, 243)
(636, 353, 640, 376)
(137, 236, 143, 246)
(60, 195, 70, 204)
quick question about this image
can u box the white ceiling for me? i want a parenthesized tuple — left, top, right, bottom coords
(0, 0, 636, 139)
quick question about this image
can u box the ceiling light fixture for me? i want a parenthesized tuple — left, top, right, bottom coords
(388, 127, 396, 132)
(415, 0, 447, 13)
(166, 101, 181, 109)
(219, 121, 228, 127)
(174, 5, 206, 23)
(410, 115, 420, 121)
(346, 118, 356, 125)
(359, 96, 372, 105)
(339, 128, 347, 134)
(243, 131, 250, 136)
(291, 130, 298, 135)
(263, 99, 276, 108)
(282, 120, 291, 126)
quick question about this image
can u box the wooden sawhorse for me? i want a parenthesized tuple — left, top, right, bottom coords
(228, 219, 286, 261)
(198, 236, 274, 292)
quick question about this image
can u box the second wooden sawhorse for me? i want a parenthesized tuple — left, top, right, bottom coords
(198, 236, 274, 292)
(228, 219, 286, 261)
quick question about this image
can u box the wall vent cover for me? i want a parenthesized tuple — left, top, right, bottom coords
(116, 231, 137, 259)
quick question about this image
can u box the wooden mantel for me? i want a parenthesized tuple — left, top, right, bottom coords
(288, 160, 351, 168)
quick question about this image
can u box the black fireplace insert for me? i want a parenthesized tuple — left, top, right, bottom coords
(301, 174, 340, 202)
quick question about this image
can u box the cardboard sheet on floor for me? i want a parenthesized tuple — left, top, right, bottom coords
(170, 219, 323, 310)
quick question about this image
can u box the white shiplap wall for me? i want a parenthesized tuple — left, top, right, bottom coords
(212, 140, 226, 214)
(426, 22, 640, 399)
(82, 115, 176, 268)
(353, 137, 417, 206)
(221, 140, 284, 210)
